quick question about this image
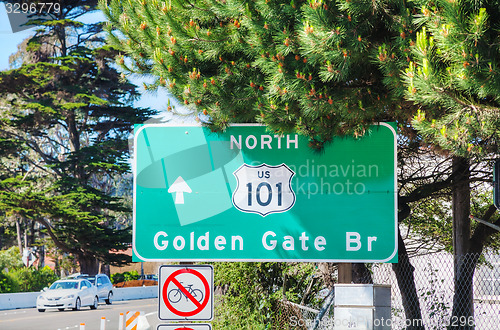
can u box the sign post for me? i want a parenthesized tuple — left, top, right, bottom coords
(134, 124, 397, 262)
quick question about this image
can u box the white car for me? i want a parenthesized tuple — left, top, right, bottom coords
(37, 279, 99, 312)
(76, 274, 114, 305)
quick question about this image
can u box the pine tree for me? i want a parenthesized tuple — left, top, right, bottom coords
(101, 1, 426, 326)
(0, 0, 156, 274)
(101, 0, 499, 326)
(101, 0, 422, 143)
(385, 1, 500, 326)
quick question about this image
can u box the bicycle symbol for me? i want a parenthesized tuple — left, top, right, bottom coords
(167, 282, 204, 304)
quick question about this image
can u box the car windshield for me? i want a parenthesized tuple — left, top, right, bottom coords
(87, 277, 95, 285)
(49, 281, 79, 290)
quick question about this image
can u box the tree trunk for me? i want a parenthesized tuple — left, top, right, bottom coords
(39, 244, 45, 269)
(450, 205, 499, 330)
(352, 263, 373, 284)
(54, 254, 60, 276)
(339, 263, 374, 284)
(392, 227, 424, 330)
(28, 219, 35, 246)
(15, 219, 23, 255)
(451, 253, 478, 330)
(452, 156, 471, 258)
(23, 227, 28, 250)
(317, 262, 336, 289)
(451, 156, 473, 328)
(100, 263, 110, 277)
(78, 255, 100, 275)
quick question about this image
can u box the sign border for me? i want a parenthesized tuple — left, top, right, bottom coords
(134, 123, 398, 263)
(158, 265, 214, 322)
(162, 268, 210, 317)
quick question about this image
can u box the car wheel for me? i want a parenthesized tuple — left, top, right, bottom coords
(105, 291, 113, 305)
(58, 308, 65, 311)
(90, 296, 98, 310)
(38, 309, 45, 312)
(72, 297, 81, 311)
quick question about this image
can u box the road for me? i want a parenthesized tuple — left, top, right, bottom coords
(0, 298, 164, 330)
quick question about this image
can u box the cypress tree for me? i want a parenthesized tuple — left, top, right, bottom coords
(0, 0, 156, 274)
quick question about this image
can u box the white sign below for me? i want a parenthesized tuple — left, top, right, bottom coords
(158, 265, 214, 321)
(157, 324, 212, 330)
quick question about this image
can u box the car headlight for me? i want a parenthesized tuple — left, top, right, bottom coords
(62, 294, 75, 299)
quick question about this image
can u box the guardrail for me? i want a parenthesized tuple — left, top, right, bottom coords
(0, 286, 158, 311)
(114, 286, 158, 302)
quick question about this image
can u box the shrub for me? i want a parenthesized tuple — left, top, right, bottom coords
(111, 270, 140, 284)
(0, 271, 19, 293)
(212, 262, 319, 328)
(0, 247, 23, 271)
(8, 266, 58, 292)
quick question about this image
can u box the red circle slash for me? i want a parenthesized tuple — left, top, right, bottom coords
(162, 268, 210, 317)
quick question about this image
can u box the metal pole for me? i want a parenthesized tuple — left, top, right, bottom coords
(470, 215, 500, 232)
(309, 288, 335, 330)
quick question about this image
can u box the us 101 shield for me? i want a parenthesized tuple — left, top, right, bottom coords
(232, 163, 296, 217)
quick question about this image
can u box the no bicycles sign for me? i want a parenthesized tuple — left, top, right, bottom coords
(159, 265, 214, 321)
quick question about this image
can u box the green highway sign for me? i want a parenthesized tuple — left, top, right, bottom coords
(133, 124, 397, 262)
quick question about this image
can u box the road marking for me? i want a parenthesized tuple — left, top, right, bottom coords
(57, 325, 79, 330)
(1, 310, 26, 316)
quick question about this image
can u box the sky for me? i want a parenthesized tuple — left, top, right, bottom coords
(0, 5, 33, 70)
(0, 4, 190, 123)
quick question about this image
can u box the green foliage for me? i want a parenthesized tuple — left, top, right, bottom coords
(100, 0, 500, 324)
(470, 190, 500, 252)
(0, 247, 23, 271)
(8, 266, 59, 292)
(110, 270, 140, 284)
(404, 183, 500, 254)
(101, 0, 417, 145)
(102, 0, 499, 156)
(212, 262, 318, 327)
(0, 0, 157, 274)
(397, 1, 500, 157)
(0, 271, 19, 293)
(0, 266, 58, 293)
(213, 295, 267, 329)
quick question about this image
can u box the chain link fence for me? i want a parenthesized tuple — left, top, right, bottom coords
(272, 253, 500, 329)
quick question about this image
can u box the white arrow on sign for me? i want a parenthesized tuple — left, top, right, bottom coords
(168, 176, 192, 204)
